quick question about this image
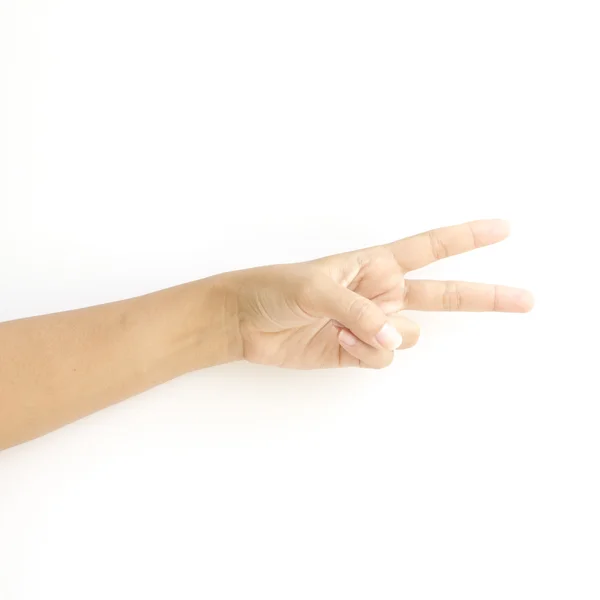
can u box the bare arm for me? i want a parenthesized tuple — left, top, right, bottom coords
(0, 277, 240, 449)
(0, 220, 533, 450)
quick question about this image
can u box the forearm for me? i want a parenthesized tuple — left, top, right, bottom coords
(0, 275, 241, 449)
(0, 219, 532, 450)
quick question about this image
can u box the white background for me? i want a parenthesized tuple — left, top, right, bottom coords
(1, 1, 599, 598)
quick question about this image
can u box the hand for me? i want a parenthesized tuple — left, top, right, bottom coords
(229, 219, 534, 369)
(0, 218, 534, 448)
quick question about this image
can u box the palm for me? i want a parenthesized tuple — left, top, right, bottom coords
(238, 220, 533, 369)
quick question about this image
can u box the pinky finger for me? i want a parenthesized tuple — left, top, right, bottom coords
(338, 329, 394, 369)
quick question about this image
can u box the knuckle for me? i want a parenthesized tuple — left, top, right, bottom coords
(348, 296, 373, 325)
(402, 322, 421, 348)
(492, 285, 499, 311)
(467, 221, 480, 249)
(428, 230, 449, 261)
(297, 272, 325, 306)
(441, 281, 462, 311)
(376, 352, 395, 370)
(413, 321, 421, 339)
(362, 351, 394, 370)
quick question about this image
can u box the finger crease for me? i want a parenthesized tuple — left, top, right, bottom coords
(467, 221, 480, 249)
(428, 231, 448, 260)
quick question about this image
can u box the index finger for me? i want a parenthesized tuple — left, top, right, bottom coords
(388, 219, 511, 272)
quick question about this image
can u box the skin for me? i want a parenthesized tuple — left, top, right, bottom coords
(0, 219, 533, 449)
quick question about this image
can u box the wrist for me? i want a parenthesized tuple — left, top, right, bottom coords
(177, 273, 244, 371)
(133, 273, 243, 378)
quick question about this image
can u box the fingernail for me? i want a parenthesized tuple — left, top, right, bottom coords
(339, 329, 358, 346)
(375, 323, 403, 350)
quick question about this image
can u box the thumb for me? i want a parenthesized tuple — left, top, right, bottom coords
(310, 278, 403, 351)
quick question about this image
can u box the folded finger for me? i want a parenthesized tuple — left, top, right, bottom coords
(337, 315, 420, 368)
(338, 329, 395, 369)
(386, 314, 420, 348)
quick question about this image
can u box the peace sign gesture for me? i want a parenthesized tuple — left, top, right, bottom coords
(233, 219, 534, 369)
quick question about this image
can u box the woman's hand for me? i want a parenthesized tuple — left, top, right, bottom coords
(230, 219, 534, 369)
(0, 218, 534, 448)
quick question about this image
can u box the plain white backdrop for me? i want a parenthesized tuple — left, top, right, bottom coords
(1, 1, 599, 598)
